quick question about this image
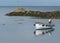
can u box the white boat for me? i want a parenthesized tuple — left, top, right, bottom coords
(34, 19, 55, 36)
(34, 19, 55, 30)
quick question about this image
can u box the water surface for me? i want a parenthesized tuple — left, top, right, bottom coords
(0, 6, 60, 43)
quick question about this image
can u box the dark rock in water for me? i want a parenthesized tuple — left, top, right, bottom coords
(2, 24, 5, 25)
(6, 8, 60, 19)
(18, 23, 22, 24)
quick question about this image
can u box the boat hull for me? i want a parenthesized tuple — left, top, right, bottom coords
(35, 24, 54, 29)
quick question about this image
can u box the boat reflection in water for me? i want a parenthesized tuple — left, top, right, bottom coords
(34, 28, 55, 36)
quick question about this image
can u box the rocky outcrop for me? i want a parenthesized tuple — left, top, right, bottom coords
(6, 8, 60, 19)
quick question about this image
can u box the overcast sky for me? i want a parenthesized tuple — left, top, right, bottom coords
(0, 0, 60, 6)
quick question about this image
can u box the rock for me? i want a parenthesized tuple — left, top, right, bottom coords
(5, 8, 60, 19)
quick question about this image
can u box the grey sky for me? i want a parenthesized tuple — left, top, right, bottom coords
(0, 0, 60, 6)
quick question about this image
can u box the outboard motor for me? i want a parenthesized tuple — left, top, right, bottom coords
(48, 19, 52, 25)
(48, 19, 55, 28)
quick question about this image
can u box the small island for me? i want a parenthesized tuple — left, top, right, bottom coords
(6, 8, 60, 19)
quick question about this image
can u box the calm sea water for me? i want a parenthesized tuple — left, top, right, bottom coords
(0, 6, 60, 43)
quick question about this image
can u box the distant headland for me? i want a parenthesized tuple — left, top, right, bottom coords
(6, 8, 60, 19)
